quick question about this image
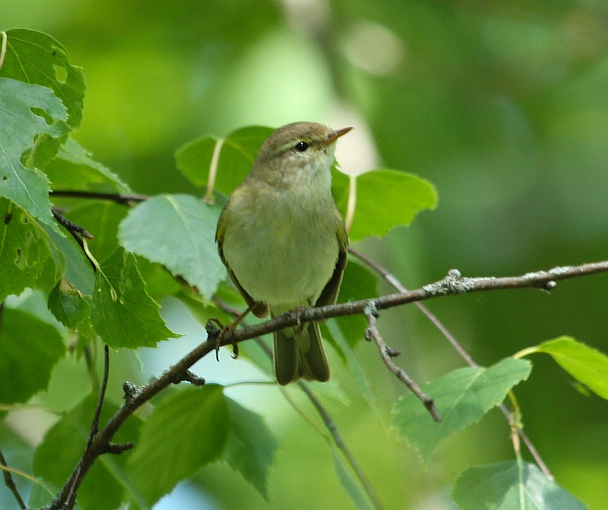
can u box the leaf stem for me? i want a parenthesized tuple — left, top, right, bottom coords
(344, 174, 357, 234)
(0, 32, 7, 73)
(204, 137, 224, 204)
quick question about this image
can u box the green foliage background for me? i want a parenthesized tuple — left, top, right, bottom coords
(2, 0, 608, 509)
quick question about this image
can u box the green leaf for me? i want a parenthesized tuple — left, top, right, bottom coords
(118, 194, 225, 298)
(2, 29, 86, 129)
(0, 306, 65, 404)
(45, 138, 131, 193)
(332, 450, 375, 510)
(453, 461, 588, 510)
(0, 198, 56, 301)
(34, 395, 144, 510)
(176, 126, 273, 194)
(127, 385, 229, 505)
(48, 279, 95, 340)
(0, 78, 69, 231)
(223, 398, 278, 499)
(523, 336, 608, 400)
(333, 168, 437, 241)
(393, 358, 531, 463)
(91, 248, 176, 349)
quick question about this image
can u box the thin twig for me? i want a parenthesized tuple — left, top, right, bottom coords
(350, 248, 478, 367)
(349, 248, 553, 478)
(218, 260, 608, 349)
(0, 450, 27, 509)
(297, 381, 384, 509)
(215, 296, 384, 509)
(49, 258, 606, 506)
(51, 207, 93, 241)
(252, 337, 384, 510)
(364, 304, 440, 422)
(55, 345, 111, 509)
(50, 190, 149, 204)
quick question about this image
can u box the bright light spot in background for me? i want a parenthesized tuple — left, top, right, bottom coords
(153, 481, 218, 510)
(330, 105, 379, 176)
(282, 0, 331, 33)
(139, 297, 270, 389)
(344, 21, 404, 76)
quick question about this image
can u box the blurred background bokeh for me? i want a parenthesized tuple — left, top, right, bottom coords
(2, 0, 608, 508)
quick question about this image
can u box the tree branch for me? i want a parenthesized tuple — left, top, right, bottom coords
(363, 304, 440, 422)
(250, 337, 384, 510)
(221, 260, 608, 346)
(349, 247, 555, 479)
(50, 190, 148, 204)
(52, 346, 115, 509)
(50, 259, 608, 507)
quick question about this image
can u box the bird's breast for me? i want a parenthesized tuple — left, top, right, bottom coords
(221, 184, 340, 308)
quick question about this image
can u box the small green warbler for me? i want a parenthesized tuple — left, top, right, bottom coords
(216, 122, 350, 384)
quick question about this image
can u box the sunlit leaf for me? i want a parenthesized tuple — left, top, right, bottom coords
(119, 194, 225, 298)
(453, 461, 588, 510)
(524, 336, 608, 400)
(2, 29, 85, 129)
(45, 138, 131, 193)
(0, 78, 69, 231)
(393, 358, 531, 463)
(333, 168, 437, 241)
(176, 126, 273, 195)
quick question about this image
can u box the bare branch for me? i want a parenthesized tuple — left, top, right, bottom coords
(220, 260, 608, 347)
(350, 248, 479, 367)
(251, 337, 384, 510)
(53, 345, 111, 509)
(364, 304, 440, 422)
(51, 190, 148, 204)
(49, 258, 607, 506)
(349, 248, 554, 479)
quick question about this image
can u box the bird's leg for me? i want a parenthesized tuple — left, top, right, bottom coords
(210, 301, 260, 360)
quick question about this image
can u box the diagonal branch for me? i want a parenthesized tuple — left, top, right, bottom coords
(364, 303, 440, 422)
(50, 258, 608, 507)
(221, 260, 608, 346)
(50, 190, 149, 204)
(349, 247, 555, 479)
(53, 345, 117, 509)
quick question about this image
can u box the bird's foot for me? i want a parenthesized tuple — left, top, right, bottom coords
(207, 318, 239, 360)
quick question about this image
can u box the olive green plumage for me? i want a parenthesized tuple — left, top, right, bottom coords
(216, 122, 350, 384)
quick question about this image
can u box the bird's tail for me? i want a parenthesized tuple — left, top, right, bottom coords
(273, 321, 329, 385)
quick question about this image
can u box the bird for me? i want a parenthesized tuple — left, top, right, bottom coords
(216, 121, 350, 384)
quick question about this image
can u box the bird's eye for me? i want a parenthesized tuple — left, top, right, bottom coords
(294, 141, 309, 152)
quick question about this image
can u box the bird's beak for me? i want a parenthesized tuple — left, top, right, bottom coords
(323, 126, 353, 146)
